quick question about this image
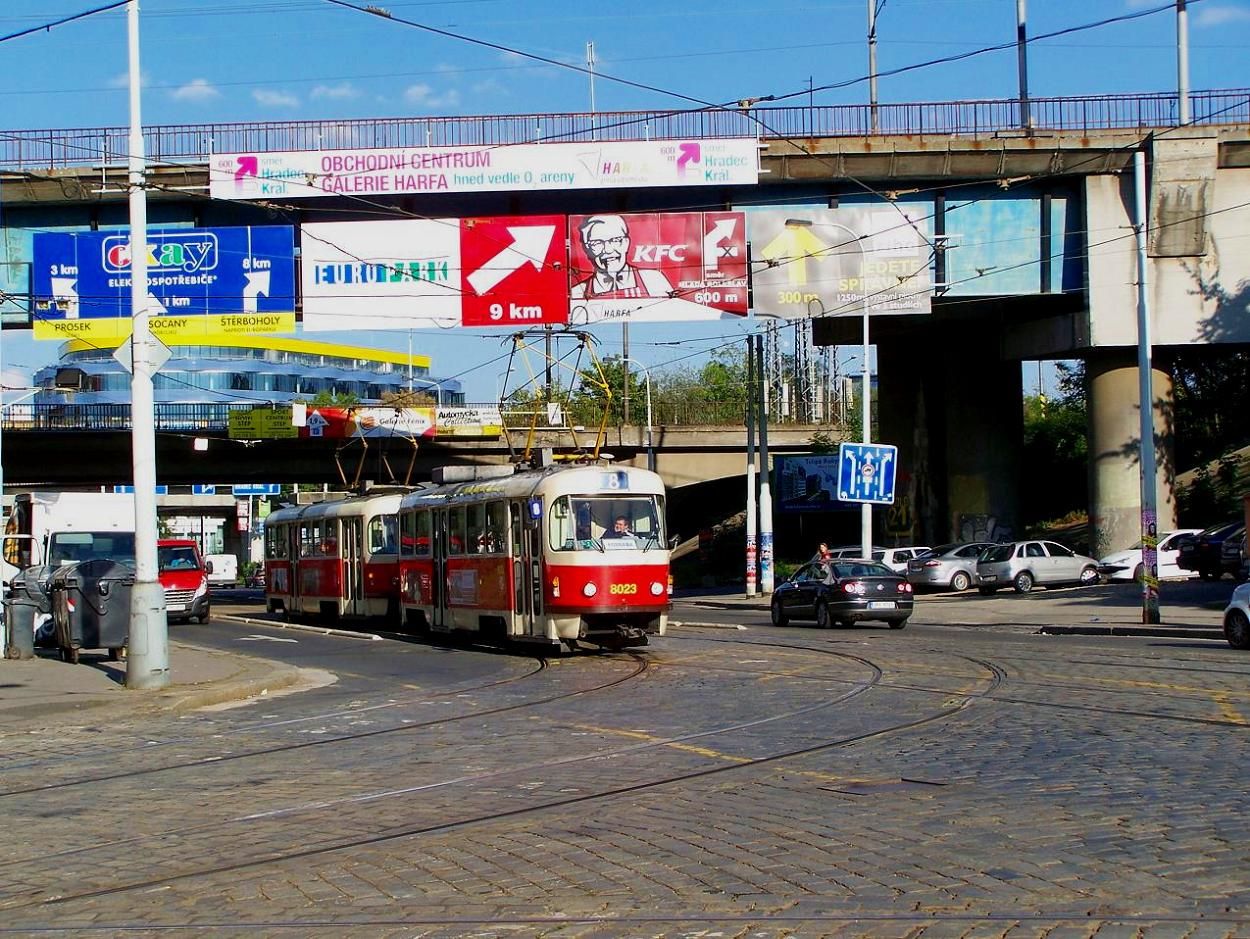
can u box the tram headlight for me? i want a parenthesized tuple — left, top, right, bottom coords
(583, 582, 598, 597)
(650, 582, 665, 596)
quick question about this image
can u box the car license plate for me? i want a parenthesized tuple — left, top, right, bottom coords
(167, 604, 186, 612)
(867, 601, 895, 610)
(981, 575, 997, 582)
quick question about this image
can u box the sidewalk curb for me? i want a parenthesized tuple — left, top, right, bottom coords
(669, 621, 747, 630)
(158, 660, 309, 713)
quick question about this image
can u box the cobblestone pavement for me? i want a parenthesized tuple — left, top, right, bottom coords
(2, 623, 1249, 938)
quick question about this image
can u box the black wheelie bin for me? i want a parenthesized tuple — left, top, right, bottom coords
(49, 559, 133, 664)
(3, 565, 54, 660)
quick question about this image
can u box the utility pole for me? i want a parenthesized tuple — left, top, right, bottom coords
(867, 0, 879, 132)
(756, 340, 774, 594)
(1017, 0, 1032, 129)
(586, 41, 596, 117)
(745, 335, 757, 598)
(1176, 1, 1190, 124)
(1133, 148, 1161, 625)
(125, 0, 169, 690)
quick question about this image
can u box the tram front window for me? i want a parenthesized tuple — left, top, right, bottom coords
(549, 495, 665, 552)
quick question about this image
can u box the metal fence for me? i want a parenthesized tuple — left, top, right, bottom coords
(1, 89, 1245, 170)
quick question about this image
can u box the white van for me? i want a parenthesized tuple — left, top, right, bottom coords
(204, 553, 238, 587)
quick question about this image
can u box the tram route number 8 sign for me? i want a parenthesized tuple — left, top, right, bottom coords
(837, 443, 898, 506)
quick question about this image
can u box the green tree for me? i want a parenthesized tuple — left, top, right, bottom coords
(1020, 361, 1088, 525)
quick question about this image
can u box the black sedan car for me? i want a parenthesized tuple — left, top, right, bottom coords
(771, 559, 914, 629)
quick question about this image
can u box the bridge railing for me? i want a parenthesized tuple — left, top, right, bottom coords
(0, 401, 850, 433)
(1, 89, 1245, 170)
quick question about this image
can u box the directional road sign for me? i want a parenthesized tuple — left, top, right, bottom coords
(232, 484, 281, 496)
(836, 443, 898, 505)
(113, 485, 169, 495)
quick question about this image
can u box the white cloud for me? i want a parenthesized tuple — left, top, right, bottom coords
(1195, 4, 1250, 26)
(311, 83, 360, 100)
(171, 79, 220, 102)
(252, 88, 300, 108)
(403, 83, 461, 109)
(472, 78, 508, 97)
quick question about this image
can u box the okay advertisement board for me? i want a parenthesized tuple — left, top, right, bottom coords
(744, 206, 933, 320)
(30, 226, 296, 340)
(211, 139, 759, 201)
(300, 216, 568, 330)
(568, 212, 748, 324)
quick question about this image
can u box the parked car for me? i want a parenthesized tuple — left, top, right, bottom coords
(771, 558, 913, 629)
(907, 542, 997, 592)
(976, 540, 1101, 594)
(1223, 582, 1250, 649)
(825, 545, 930, 574)
(1221, 532, 1247, 583)
(1096, 528, 1203, 582)
(1177, 521, 1245, 580)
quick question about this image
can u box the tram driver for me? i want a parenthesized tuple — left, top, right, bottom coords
(605, 515, 635, 539)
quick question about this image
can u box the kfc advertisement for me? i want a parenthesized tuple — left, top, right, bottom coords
(568, 212, 748, 324)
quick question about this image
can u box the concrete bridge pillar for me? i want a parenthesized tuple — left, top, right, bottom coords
(1086, 350, 1176, 558)
(878, 325, 1023, 546)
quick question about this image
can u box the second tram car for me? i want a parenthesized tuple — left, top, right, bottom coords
(264, 490, 402, 622)
(398, 463, 670, 651)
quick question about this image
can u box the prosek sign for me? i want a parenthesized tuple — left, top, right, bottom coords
(31, 226, 296, 340)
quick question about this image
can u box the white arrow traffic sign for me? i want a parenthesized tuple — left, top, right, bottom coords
(465, 225, 555, 296)
(242, 269, 271, 312)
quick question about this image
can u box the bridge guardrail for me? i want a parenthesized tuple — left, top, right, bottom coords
(1, 402, 849, 433)
(1, 90, 1246, 170)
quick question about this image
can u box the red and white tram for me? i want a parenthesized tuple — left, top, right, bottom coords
(264, 490, 403, 622)
(398, 463, 670, 651)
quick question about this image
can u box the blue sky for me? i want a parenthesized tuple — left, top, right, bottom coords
(2, 0, 1247, 400)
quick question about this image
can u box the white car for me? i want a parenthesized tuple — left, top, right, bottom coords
(1097, 529, 1202, 582)
(826, 545, 930, 574)
(1224, 583, 1250, 649)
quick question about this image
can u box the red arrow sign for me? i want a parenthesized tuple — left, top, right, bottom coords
(460, 215, 569, 327)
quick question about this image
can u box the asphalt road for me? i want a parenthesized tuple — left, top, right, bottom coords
(3, 585, 1248, 936)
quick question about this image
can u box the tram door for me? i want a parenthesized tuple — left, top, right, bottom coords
(288, 523, 303, 614)
(430, 510, 450, 632)
(512, 500, 543, 637)
(341, 517, 365, 616)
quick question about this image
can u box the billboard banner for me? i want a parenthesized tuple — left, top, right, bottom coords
(228, 407, 298, 440)
(744, 206, 933, 319)
(774, 455, 858, 514)
(30, 226, 297, 340)
(434, 406, 504, 437)
(568, 212, 748, 324)
(301, 216, 569, 331)
(211, 139, 759, 201)
(299, 406, 437, 439)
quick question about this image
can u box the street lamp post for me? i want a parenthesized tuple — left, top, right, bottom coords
(618, 357, 654, 473)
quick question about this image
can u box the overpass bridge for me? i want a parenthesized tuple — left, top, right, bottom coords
(4, 88, 1250, 555)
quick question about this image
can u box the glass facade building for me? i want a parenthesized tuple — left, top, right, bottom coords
(31, 337, 464, 407)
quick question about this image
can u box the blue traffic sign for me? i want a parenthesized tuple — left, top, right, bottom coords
(232, 484, 281, 496)
(113, 485, 169, 495)
(836, 443, 898, 505)
(192, 484, 217, 495)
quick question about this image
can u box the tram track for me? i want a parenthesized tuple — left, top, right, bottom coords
(2, 645, 1004, 912)
(0, 652, 637, 798)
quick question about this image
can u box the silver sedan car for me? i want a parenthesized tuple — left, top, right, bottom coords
(906, 542, 996, 592)
(976, 540, 1101, 593)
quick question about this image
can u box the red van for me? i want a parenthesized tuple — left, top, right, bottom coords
(158, 539, 211, 624)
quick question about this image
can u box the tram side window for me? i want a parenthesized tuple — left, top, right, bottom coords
(299, 523, 314, 558)
(467, 503, 486, 554)
(415, 511, 431, 556)
(448, 507, 466, 555)
(266, 524, 288, 560)
(485, 501, 507, 554)
(399, 511, 416, 556)
(369, 514, 398, 555)
(549, 496, 578, 552)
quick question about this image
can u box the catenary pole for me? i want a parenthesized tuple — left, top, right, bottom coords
(756, 339, 774, 594)
(745, 335, 757, 598)
(1176, 1, 1190, 124)
(125, 0, 169, 690)
(866, 0, 879, 132)
(1016, 0, 1032, 129)
(1133, 148, 1161, 625)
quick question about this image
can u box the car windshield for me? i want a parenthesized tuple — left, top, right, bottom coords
(159, 546, 201, 571)
(926, 543, 961, 557)
(982, 544, 1015, 562)
(47, 532, 137, 567)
